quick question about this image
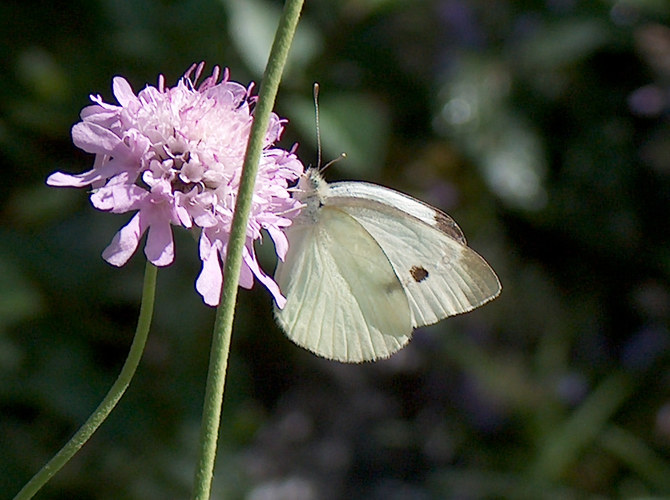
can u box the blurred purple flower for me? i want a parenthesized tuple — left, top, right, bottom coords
(621, 325, 669, 371)
(48, 63, 304, 306)
(628, 84, 668, 117)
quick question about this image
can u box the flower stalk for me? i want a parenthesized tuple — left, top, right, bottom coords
(191, 1, 305, 498)
(13, 262, 158, 500)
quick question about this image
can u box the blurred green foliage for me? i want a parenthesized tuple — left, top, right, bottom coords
(2, 0, 670, 498)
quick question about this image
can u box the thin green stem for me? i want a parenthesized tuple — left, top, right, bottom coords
(599, 424, 670, 492)
(530, 371, 634, 481)
(191, 1, 304, 498)
(14, 262, 158, 500)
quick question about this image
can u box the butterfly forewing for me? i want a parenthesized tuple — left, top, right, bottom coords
(324, 185, 501, 327)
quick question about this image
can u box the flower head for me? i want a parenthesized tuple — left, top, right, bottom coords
(48, 63, 304, 306)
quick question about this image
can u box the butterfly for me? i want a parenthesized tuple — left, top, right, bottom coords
(274, 168, 501, 362)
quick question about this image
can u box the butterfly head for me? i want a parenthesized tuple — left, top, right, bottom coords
(294, 167, 327, 202)
(287, 168, 328, 224)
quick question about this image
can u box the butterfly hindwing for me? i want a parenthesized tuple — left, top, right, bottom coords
(275, 205, 412, 362)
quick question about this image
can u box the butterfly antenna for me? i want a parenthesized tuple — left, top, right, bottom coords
(323, 153, 346, 171)
(313, 83, 346, 172)
(313, 82, 322, 170)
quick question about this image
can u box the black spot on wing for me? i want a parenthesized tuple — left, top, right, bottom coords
(410, 265, 429, 282)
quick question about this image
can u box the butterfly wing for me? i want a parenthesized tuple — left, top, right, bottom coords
(274, 205, 413, 362)
(326, 182, 501, 327)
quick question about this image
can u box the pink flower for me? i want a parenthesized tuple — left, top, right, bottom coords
(48, 63, 304, 306)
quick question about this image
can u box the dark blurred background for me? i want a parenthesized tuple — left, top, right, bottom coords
(2, 0, 670, 498)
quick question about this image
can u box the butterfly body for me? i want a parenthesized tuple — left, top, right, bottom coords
(274, 168, 501, 362)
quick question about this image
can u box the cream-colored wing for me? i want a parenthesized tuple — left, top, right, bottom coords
(326, 194, 501, 327)
(274, 206, 412, 362)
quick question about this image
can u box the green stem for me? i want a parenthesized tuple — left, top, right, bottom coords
(530, 371, 634, 481)
(191, 1, 304, 499)
(13, 261, 158, 500)
(599, 424, 670, 492)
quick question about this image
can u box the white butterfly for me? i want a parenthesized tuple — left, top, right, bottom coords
(274, 168, 501, 362)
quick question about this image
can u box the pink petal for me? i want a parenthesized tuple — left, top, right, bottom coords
(243, 243, 286, 308)
(91, 175, 147, 212)
(112, 77, 138, 107)
(266, 226, 289, 260)
(196, 242, 223, 306)
(71, 122, 122, 154)
(46, 169, 101, 188)
(80, 103, 119, 121)
(47, 155, 138, 189)
(238, 257, 254, 289)
(144, 217, 175, 266)
(102, 213, 144, 266)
